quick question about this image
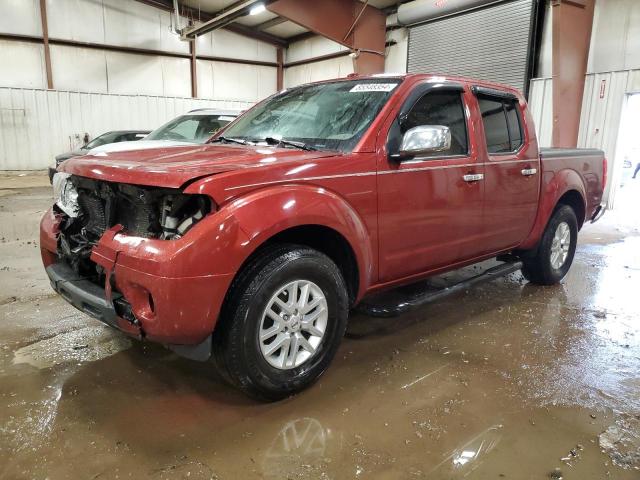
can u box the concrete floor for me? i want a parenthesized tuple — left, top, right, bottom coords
(0, 173, 639, 480)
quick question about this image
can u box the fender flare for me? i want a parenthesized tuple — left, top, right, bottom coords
(215, 184, 375, 298)
(520, 168, 587, 250)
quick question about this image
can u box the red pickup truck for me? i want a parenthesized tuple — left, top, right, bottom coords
(41, 74, 606, 400)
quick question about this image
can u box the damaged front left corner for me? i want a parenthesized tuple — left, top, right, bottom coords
(52, 172, 80, 218)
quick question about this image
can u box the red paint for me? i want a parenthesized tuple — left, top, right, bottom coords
(40, 74, 605, 346)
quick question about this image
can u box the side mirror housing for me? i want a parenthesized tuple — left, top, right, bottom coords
(391, 125, 451, 161)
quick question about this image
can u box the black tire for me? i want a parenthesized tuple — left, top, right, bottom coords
(521, 205, 578, 285)
(213, 244, 349, 401)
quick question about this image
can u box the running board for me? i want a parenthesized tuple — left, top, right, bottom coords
(355, 261, 523, 318)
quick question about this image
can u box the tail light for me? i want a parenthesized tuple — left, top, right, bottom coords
(602, 157, 608, 190)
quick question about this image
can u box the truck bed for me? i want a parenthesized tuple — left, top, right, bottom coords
(540, 147, 606, 223)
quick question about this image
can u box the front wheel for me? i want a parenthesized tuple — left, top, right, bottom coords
(521, 205, 578, 285)
(213, 244, 349, 401)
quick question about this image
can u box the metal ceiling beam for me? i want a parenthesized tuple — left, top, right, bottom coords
(225, 23, 288, 47)
(0, 33, 278, 67)
(181, 0, 260, 37)
(132, 0, 287, 47)
(267, 0, 386, 74)
(286, 30, 316, 44)
(255, 16, 288, 31)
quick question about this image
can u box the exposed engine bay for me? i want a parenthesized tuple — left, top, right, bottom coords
(53, 173, 212, 278)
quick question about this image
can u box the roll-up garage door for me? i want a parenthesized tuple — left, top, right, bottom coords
(407, 0, 535, 93)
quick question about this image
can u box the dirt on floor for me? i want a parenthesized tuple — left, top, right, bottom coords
(0, 174, 639, 480)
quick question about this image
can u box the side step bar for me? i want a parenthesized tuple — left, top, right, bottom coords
(355, 261, 523, 318)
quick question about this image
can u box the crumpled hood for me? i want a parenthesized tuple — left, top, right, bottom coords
(60, 143, 336, 188)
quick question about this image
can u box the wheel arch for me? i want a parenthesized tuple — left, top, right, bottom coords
(260, 225, 360, 305)
(218, 185, 374, 305)
(556, 189, 586, 229)
(519, 168, 587, 250)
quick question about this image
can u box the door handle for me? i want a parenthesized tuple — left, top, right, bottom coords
(463, 173, 484, 182)
(521, 168, 537, 176)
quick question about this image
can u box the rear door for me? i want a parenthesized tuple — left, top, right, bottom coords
(473, 87, 540, 253)
(377, 84, 485, 282)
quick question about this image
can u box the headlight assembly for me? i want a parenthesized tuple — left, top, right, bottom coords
(52, 172, 80, 218)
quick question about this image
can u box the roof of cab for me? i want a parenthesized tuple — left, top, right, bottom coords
(344, 72, 523, 97)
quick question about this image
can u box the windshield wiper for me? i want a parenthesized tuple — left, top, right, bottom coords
(210, 136, 249, 146)
(264, 137, 317, 151)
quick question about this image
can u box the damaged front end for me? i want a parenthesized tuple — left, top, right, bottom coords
(53, 173, 213, 281)
(49, 173, 215, 341)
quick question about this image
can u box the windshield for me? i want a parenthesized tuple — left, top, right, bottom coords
(146, 114, 235, 143)
(220, 79, 401, 152)
(85, 132, 126, 149)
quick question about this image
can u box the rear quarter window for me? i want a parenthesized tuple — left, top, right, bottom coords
(478, 96, 523, 154)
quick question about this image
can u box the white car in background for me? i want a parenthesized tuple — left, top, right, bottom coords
(88, 109, 240, 154)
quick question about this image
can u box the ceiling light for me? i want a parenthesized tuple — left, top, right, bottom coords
(249, 3, 266, 15)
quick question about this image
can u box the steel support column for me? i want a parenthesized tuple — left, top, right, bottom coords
(276, 48, 284, 91)
(266, 0, 386, 75)
(190, 38, 197, 98)
(551, 0, 594, 147)
(39, 0, 53, 89)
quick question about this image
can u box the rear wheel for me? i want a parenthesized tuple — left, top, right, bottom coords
(521, 205, 578, 285)
(213, 244, 349, 401)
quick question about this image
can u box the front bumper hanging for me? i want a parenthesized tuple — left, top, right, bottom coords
(46, 262, 141, 338)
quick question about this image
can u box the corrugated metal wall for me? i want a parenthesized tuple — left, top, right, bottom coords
(0, 88, 252, 170)
(528, 69, 640, 208)
(284, 57, 354, 89)
(528, 77, 553, 147)
(407, 0, 534, 92)
(284, 36, 354, 89)
(578, 69, 640, 207)
(0, 0, 278, 100)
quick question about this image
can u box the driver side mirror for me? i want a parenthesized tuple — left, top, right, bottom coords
(392, 125, 451, 161)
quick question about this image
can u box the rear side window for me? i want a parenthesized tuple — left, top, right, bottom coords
(402, 91, 468, 156)
(478, 96, 523, 154)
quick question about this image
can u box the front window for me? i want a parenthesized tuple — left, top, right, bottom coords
(220, 79, 402, 152)
(146, 114, 235, 143)
(402, 91, 468, 156)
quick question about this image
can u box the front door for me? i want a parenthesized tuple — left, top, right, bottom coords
(377, 86, 485, 283)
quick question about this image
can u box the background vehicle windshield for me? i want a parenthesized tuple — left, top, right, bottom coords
(84, 132, 124, 149)
(146, 114, 235, 143)
(220, 79, 401, 152)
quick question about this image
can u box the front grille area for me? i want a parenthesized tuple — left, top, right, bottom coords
(56, 175, 212, 280)
(57, 176, 173, 278)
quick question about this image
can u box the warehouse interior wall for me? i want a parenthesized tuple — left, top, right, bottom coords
(385, 28, 408, 74)
(536, 1, 552, 79)
(283, 36, 353, 88)
(0, 0, 410, 169)
(528, 0, 640, 208)
(283, 26, 409, 89)
(0, 0, 279, 170)
(0, 0, 278, 101)
(0, 88, 252, 170)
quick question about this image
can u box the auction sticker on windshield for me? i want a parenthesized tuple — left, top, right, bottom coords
(349, 83, 398, 93)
